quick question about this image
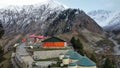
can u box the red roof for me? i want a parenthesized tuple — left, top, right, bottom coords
(36, 36, 44, 39)
(29, 34, 44, 39)
(29, 34, 36, 38)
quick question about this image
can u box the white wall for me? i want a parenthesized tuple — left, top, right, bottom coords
(33, 50, 68, 60)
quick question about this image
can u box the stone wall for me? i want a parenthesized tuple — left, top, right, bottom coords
(33, 50, 68, 60)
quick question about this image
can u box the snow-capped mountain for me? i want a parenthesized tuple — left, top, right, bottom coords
(104, 11, 120, 33)
(88, 10, 120, 34)
(88, 10, 112, 27)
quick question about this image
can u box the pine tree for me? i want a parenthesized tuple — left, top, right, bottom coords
(70, 37, 84, 56)
(70, 37, 76, 49)
(76, 39, 84, 56)
(90, 53, 97, 63)
(70, 37, 75, 44)
(103, 58, 115, 68)
(104, 58, 110, 68)
(76, 39, 83, 49)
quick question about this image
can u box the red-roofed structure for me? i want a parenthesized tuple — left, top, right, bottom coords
(29, 34, 36, 38)
(36, 36, 44, 39)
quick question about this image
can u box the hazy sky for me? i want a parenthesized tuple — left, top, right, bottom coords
(0, 0, 120, 12)
(57, 0, 120, 12)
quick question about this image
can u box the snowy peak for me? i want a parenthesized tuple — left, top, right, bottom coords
(104, 11, 120, 32)
(106, 11, 120, 25)
(3, 0, 67, 12)
(88, 10, 120, 33)
(88, 10, 112, 27)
